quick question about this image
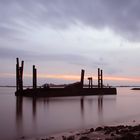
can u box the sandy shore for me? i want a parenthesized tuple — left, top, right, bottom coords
(20, 123, 140, 140)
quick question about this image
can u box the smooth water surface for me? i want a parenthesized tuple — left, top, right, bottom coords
(1, 87, 140, 140)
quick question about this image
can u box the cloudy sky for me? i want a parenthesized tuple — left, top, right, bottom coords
(1, 0, 140, 86)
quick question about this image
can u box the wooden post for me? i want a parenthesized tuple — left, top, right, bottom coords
(33, 65, 37, 89)
(16, 58, 19, 91)
(88, 77, 90, 88)
(98, 68, 103, 88)
(16, 58, 24, 92)
(101, 70, 103, 88)
(91, 77, 93, 88)
(98, 68, 100, 88)
(80, 69, 85, 88)
(19, 67, 22, 91)
(20, 61, 24, 90)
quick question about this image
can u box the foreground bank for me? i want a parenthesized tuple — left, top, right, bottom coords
(20, 124, 140, 140)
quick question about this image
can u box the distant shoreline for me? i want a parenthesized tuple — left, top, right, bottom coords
(1, 85, 140, 88)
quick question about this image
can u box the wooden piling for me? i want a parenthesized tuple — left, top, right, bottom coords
(16, 58, 19, 91)
(91, 77, 93, 88)
(80, 69, 85, 88)
(88, 78, 90, 88)
(101, 70, 103, 88)
(33, 65, 37, 89)
(20, 61, 24, 90)
(16, 58, 24, 92)
(98, 68, 100, 88)
(98, 68, 103, 88)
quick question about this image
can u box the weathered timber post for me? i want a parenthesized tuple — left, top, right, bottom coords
(98, 68, 103, 88)
(16, 58, 24, 92)
(90, 77, 92, 88)
(91, 77, 93, 88)
(19, 61, 24, 91)
(98, 68, 101, 88)
(88, 77, 90, 88)
(16, 58, 19, 91)
(80, 69, 85, 88)
(33, 65, 37, 89)
(101, 70, 103, 88)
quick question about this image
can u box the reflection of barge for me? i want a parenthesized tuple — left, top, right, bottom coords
(15, 58, 117, 97)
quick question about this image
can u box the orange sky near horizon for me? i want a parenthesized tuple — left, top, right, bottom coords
(1, 72, 140, 84)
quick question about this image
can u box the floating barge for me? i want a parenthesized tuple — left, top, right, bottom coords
(15, 58, 117, 97)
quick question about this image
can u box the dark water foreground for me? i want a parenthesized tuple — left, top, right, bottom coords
(1, 87, 140, 140)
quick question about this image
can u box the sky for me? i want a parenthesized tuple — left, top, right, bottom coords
(1, 0, 140, 86)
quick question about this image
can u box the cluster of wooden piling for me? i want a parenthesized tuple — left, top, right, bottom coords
(16, 58, 37, 92)
(16, 58, 24, 92)
(86, 68, 103, 88)
(16, 58, 104, 91)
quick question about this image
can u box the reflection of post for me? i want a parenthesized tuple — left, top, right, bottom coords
(80, 97, 84, 117)
(32, 97, 36, 118)
(16, 96, 23, 136)
(98, 96, 103, 112)
(98, 96, 103, 123)
(16, 97, 23, 120)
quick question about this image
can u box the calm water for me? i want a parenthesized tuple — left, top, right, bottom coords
(1, 87, 140, 140)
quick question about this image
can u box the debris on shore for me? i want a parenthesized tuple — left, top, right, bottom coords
(21, 124, 140, 140)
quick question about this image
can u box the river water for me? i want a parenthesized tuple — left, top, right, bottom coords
(0, 87, 140, 140)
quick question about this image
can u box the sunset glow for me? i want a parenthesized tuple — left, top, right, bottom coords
(1, 73, 140, 84)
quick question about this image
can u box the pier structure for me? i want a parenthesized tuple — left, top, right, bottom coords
(16, 58, 24, 92)
(15, 58, 117, 97)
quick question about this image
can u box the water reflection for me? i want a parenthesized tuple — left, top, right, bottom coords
(16, 96, 23, 136)
(98, 96, 103, 124)
(15, 95, 116, 138)
(16, 97, 23, 121)
(80, 97, 84, 116)
(32, 97, 37, 119)
(98, 96, 103, 115)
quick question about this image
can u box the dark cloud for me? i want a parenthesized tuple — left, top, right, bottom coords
(0, 0, 140, 41)
(0, 47, 108, 69)
(0, 47, 86, 64)
(0, 47, 28, 59)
